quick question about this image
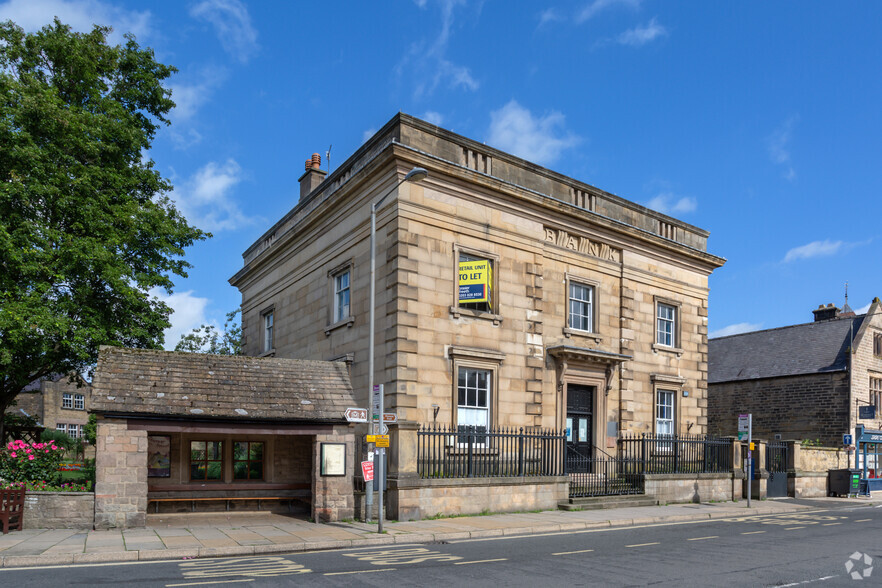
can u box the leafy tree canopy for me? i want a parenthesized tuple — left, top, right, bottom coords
(175, 310, 242, 356)
(0, 19, 208, 431)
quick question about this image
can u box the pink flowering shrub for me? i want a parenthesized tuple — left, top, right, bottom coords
(0, 480, 91, 492)
(0, 440, 64, 485)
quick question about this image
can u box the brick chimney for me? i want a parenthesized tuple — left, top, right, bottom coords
(299, 153, 326, 201)
(812, 303, 840, 322)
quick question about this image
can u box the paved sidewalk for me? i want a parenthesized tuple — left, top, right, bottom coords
(0, 497, 877, 568)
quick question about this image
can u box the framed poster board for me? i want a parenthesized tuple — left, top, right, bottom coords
(320, 443, 346, 476)
(147, 435, 171, 477)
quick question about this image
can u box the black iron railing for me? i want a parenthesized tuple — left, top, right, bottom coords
(353, 435, 367, 493)
(618, 433, 734, 474)
(766, 440, 787, 473)
(567, 446, 644, 497)
(418, 424, 566, 479)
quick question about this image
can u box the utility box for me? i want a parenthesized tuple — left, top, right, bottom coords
(828, 469, 861, 497)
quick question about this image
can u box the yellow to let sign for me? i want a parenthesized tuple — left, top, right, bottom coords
(367, 434, 390, 447)
(458, 259, 492, 306)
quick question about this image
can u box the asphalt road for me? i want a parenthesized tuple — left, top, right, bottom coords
(3, 501, 880, 587)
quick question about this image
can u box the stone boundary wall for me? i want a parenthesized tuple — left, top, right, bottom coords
(387, 476, 568, 521)
(798, 446, 850, 472)
(787, 444, 852, 498)
(644, 473, 738, 504)
(23, 492, 94, 529)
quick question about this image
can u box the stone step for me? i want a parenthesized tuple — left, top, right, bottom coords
(558, 494, 658, 511)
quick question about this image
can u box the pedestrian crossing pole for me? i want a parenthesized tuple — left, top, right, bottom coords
(747, 414, 752, 509)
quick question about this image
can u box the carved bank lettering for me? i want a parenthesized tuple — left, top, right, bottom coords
(544, 227, 620, 262)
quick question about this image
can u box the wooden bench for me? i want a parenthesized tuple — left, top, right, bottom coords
(148, 496, 309, 513)
(1, 488, 25, 534)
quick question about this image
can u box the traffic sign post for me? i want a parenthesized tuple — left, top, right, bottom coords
(746, 414, 752, 508)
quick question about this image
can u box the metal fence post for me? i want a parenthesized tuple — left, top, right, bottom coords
(518, 428, 525, 476)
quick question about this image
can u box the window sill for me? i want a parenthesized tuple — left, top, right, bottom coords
(563, 328, 603, 343)
(652, 343, 683, 357)
(449, 306, 503, 326)
(325, 316, 355, 336)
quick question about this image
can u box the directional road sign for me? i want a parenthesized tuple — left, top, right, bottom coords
(344, 408, 368, 422)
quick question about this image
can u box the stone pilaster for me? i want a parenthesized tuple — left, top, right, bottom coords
(311, 426, 355, 522)
(94, 420, 147, 529)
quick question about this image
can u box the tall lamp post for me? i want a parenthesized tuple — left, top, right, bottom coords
(367, 166, 427, 532)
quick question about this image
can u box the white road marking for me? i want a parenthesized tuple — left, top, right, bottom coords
(625, 542, 660, 548)
(741, 531, 765, 535)
(552, 549, 595, 555)
(324, 568, 396, 576)
(855, 519, 872, 522)
(167, 580, 254, 587)
(454, 558, 508, 565)
(777, 575, 839, 587)
(450, 508, 840, 545)
(687, 536, 718, 541)
(821, 522, 842, 526)
(785, 526, 806, 530)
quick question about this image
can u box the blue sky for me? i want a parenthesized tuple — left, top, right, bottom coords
(3, 0, 881, 345)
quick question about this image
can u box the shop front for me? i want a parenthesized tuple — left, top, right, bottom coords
(855, 424, 882, 493)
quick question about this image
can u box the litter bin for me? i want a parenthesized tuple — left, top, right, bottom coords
(828, 468, 861, 497)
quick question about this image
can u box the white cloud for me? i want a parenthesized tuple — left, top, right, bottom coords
(189, 0, 258, 63)
(362, 127, 377, 143)
(422, 111, 444, 126)
(646, 192, 697, 215)
(782, 239, 843, 263)
(150, 288, 213, 350)
(538, 8, 562, 26)
(617, 17, 667, 46)
(398, 0, 479, 99)
(576, 0, 640, 23)
(169, 128, 203, 150)
(170, 159, 257, 232)
(169, 66, 228, 122)
(487, 100, 580, 166)
(709, 322, 763, 339)
(855, 302, 871, 314)
(0, 0, 152, 43)
(766, 115, 798, 181)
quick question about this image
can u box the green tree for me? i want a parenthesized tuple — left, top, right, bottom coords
(175, 309, 242, 355)
(0, 19, 208, 441)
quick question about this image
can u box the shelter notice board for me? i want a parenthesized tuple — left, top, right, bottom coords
(147, 435, 171, 478)
(458, 260, 492, 306)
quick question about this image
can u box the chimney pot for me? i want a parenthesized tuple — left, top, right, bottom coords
(812, 303, 840, 322)
(299, 152, 327, 202)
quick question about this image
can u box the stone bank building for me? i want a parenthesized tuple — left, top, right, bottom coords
(229, 113, 726, 517)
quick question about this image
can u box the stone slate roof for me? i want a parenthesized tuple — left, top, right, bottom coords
(91, 346, 356, 423)
(709, 316, 864, 384)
